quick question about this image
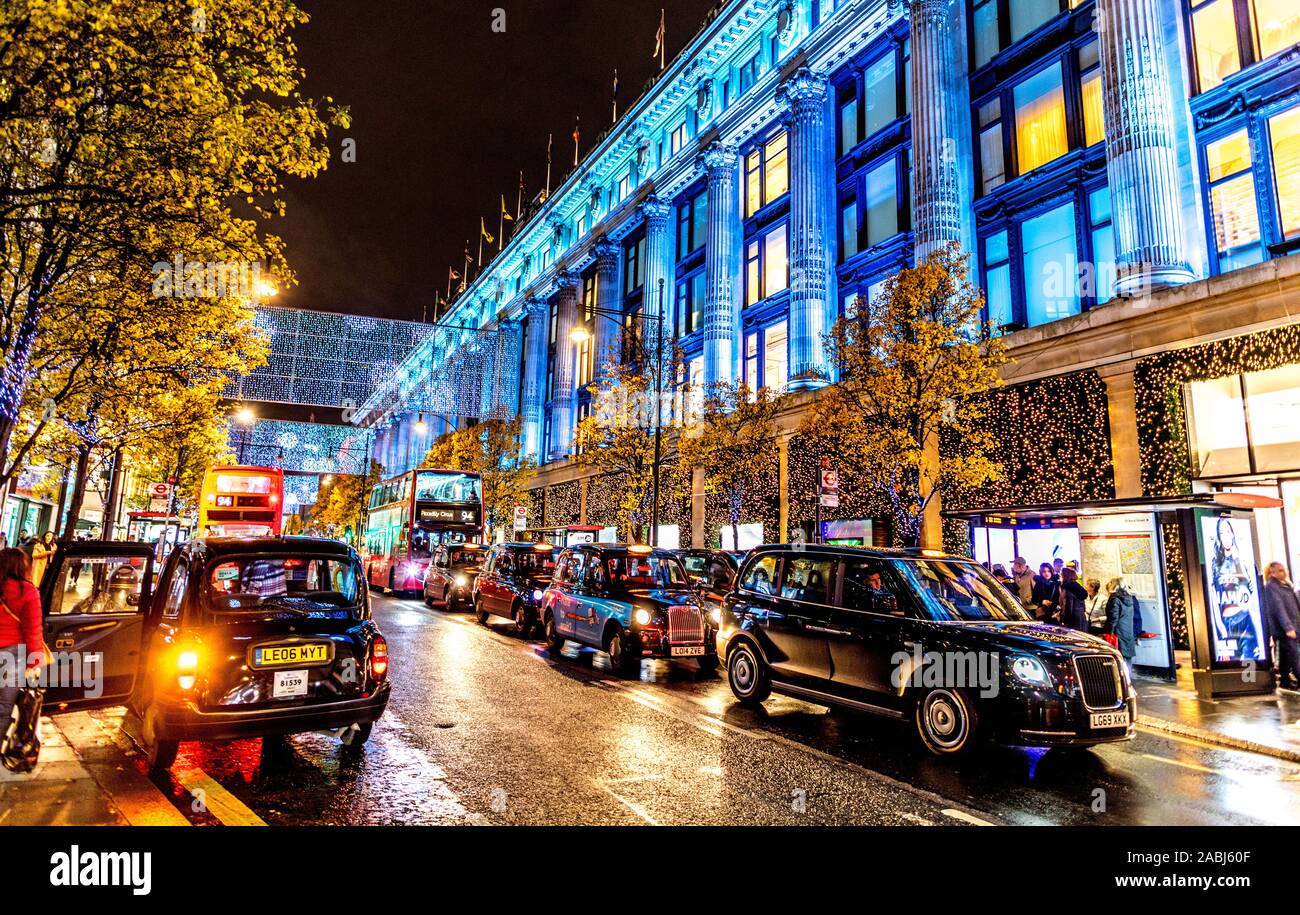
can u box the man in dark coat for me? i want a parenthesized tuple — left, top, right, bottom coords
(1106, 578, 1138, 666)
(1264, 562, 1300, 690)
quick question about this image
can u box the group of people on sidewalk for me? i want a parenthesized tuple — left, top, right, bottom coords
(9, 529, 58, 584)
(990, 556, 1143, 669)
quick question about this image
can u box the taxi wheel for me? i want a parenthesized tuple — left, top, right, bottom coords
(544, 613, 565, 653)
(915, 688, 979, 755)
(727, 641, 771, 705)
(475, 598, 489, 625)
(606, 627, 638, 675)
(512, 603, 532, 637)
(141, 703, 179, 772)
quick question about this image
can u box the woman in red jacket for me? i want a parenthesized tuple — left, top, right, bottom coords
(1, 548, 46, 729)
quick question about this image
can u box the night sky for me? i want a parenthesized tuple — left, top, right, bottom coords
(279, 0, 721, 322)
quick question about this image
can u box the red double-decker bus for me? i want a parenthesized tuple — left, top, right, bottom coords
(198, 465, 284, 537)
(362, 468, 484, 593)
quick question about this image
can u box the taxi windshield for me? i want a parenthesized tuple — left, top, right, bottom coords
(448, 549, 485, 568)
(605, 553, 689, 589)
(515, 550, 556, 572)
(205, 554, 362, 619)
(893, 559, 1033, 623)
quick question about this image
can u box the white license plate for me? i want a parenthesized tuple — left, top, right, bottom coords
(273, 669, 309, 699)
(670, 646, 705, 657)
(1089, 709, 1130, 729)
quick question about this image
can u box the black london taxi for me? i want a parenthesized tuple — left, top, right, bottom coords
(539, 544, 718, 674)
(422, 542, 487, 610)
(718, 544, 1135, 755)
(472, 541, 561, 636)
(677, 548, 745, 608)
(39, 537, 390, 771)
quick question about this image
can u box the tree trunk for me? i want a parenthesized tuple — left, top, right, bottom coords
(62, 446, 92, 541)
(102, 447, 125, 541)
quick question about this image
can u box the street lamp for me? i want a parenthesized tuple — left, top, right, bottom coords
(569, 278, 667, 547)
(234, 406, 256, 464)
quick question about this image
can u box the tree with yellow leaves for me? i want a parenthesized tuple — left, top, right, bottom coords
(313, 460, 383, 544)
(799, 244, 1007, 547)
(676, 381, 782, 551)
(0, 0, 346, 505)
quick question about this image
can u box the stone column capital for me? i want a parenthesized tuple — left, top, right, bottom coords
(777, 67, 828, 114)
(641, 194, 672, 227)
(593, 235, 620, 267)
(699, 141, 738, 174)
(554, 270, 580, 293)
(525, 295, 549, 317)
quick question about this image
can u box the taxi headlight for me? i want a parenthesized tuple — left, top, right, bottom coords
(532, 589, 545, 603)
(634, 608, 652, 626)
(710, 607, 722, 626)
(455, 573, 469, 588)
(1010, 655, 1051, 687)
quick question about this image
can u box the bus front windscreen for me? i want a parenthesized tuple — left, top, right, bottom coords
(415, 471, 481, 504)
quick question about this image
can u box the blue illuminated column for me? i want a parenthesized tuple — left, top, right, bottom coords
(779, 67, 834, 390)
(549, 273, 580, 462)
(521, 296, 549, 461)
(640, 196, 674, 384)
(592, 236, 623, 377)
(1097, 0, 1197, 294)
(395, 414, 412, 473)
(909, 0, 974, 260)
(700, 141, 740, 386)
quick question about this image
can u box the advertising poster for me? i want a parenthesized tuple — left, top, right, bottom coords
(1077, 512, 1170, 670)
(1199, 514, 1265, 665)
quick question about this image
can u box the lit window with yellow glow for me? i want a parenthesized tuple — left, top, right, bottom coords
(1014, 64, 1068, 175)
(1269, 105, 1300, 239)
(1205, 129, 1263, 271)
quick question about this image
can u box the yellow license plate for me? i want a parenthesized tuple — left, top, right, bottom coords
(251, 643, 331, 668)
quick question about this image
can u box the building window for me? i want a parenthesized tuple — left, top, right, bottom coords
(677, 189, 708, 257)
(738, 52, 761, 94)
(1269, 104, 1300, 240)
(763, 321, 789, 393)
(1013, 63, 1068, 174)
(1021, 200, 1079, 326)
(863, 158, 900, 246)
(624, 236, 646, 293)
(970, 0, 1075, 69)
(978, 97, 1006, 193)
(1189, 0, 1300, 93)
(670, 118, 688, 156)
(618, 172, 631, 201)
(576, 212, 589, 239)
(745, 130, 789, 217)
(745, 222, 789, 306)
(839, 89, 860, 156)
(1205, 128, 1264, 271)
(982, 230, 1013, 330)
(1078, 40, 1104, 147)
(1087, 185, 1116, 305)
(840, 197, 859, 261)
(744, 331, 759, 391)
(864, 52, 897, 138)
(675, 271, 705, 338)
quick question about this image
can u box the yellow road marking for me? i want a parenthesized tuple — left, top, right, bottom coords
(171, 767, 267, 826)
(1139, 752, 1217, 774)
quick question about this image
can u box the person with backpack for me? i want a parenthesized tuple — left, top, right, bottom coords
(0, 548, 46, 736)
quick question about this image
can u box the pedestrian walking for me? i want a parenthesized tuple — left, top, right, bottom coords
(1011, 557, 1035, 610)
(1031, 562, 1059, 622)
(0, 549, 46, 735)
(1263, 562, 1300, 691)
(1106, 576, 1138, 672)
(1084, 578, 1109, 636)
(1058, 566, 1088, 631)
(30, 531, 57, 587)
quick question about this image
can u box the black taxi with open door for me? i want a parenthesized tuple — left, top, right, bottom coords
(39, 536, 391, 771)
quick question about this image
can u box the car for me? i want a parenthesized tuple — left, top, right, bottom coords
(539, 544, 719, 674)
(677, 548, 744, 608)
(472, 541, 561, 636)
(423, 542, 487, 610)
(39, 537, 391, 772)
(717, 544, 1136, 755)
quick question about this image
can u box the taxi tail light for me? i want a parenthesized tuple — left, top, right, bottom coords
(370, 636, 389, 682)
(177, 649, 199, 691)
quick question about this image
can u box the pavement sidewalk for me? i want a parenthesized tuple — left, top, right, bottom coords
(0, 709, 188, 826)
(1135, 653, 1300, 762)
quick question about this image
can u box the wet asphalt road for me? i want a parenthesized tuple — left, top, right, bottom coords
(153, 593, 1300, 826)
